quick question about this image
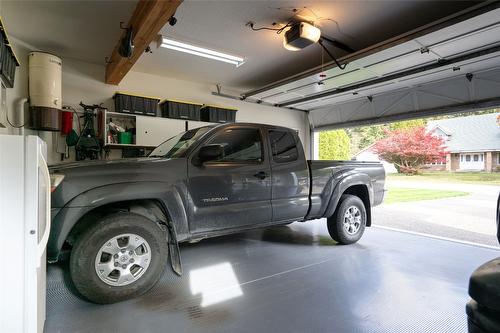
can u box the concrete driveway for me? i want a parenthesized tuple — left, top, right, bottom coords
(373, 179, 500, 247)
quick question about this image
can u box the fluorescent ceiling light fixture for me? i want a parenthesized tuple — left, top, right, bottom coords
(159, 37, 245, 67)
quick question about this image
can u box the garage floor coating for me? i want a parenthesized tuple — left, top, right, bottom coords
(45, 219, 499, 333)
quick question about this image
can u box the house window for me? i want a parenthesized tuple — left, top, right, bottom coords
(466, 155, 471, 162)
(473, 155, 479, 162)
(480, 154, 484, 162)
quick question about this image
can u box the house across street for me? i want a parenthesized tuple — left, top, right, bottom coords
(427, 113, 500, 172)
(355, 112, 500, 173)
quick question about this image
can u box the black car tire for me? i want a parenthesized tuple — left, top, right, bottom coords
(69, 212, 168, 304)
(327, 194, 366, 245)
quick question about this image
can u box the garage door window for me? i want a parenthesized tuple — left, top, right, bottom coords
(268, 130, 298, 163)
(206, 128, 263, 162)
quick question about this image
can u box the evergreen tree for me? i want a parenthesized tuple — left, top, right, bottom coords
(319, 130, 351, 160)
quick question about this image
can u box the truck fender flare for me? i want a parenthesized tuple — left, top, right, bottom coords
(323, 173, 373, 219)
(129, 202, 183, 276)
(48, 182, 189, 264)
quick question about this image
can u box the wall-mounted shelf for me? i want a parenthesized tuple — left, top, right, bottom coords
(106, 111, 135, 117)
(104, 110, 216, 149)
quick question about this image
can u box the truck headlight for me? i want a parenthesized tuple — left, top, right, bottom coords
(50, 174, 65, 192)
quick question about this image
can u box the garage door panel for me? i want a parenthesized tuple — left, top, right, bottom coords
(415, 8, 500, 47)
(352, 40, 423, 68)
(363, 51, 438, 76)
(417, 80, 471, 106)
(474, 70, 500, 100)
(261, 91, 308, 104)
(429, 24, 500, 58)
(325, 69, 379, 89)
(292, 93, 358, 110)
(283, 70, 380, 105)
(259, 67, 374, 104)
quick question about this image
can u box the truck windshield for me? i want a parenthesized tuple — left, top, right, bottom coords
(149, 126, 212, 158)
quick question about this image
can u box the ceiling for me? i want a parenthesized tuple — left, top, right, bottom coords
(1, 0, 136, 66)
(1, 0, 478, 92)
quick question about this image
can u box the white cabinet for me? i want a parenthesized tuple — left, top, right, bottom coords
(136, 116, 186, 147)
(104, 111, 217, 148)
(187, 120, 212, 130)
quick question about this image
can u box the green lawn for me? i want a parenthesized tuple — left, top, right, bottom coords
(384, 187, 470, 204)
(387, 171, 500, 186)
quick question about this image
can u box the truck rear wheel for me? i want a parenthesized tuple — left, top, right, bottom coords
(327, 194, 366, 245)
(69, 212, 168, 304)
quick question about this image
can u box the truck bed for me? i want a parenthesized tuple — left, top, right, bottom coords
(306, 160, 385, 220)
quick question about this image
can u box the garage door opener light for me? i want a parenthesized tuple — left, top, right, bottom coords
(159, 37, 245, 67)
(283, 22, 321, 51)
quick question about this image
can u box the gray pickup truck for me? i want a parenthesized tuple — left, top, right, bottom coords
(49, 122, 385, 303)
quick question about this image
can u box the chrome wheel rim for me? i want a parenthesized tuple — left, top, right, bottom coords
(94, 233, 152, 287)
(343, 206, 362, 235)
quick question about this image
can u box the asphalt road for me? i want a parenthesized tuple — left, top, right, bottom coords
(373, 179, 500, 247)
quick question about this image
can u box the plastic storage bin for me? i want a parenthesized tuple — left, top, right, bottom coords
(113, 92, 160, 116)
(200, 105, 237, 123)
(160, 99, 202, 121)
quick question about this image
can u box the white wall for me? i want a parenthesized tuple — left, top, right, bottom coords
(1, 38, 310, 165)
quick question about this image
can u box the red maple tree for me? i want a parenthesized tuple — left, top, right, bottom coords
(373, 126, 446, 174)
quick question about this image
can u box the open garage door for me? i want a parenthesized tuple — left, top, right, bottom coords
(242, 2, 500, 130)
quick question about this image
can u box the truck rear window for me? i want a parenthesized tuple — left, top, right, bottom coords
(207, 128, 263, 162)
(269, 130, 298, 163)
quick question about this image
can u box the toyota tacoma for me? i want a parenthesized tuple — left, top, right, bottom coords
(49, 123, 385, 303)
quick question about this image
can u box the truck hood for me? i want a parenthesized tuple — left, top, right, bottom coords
(49, 157, 161, 171)
(50, 157, 187, 208)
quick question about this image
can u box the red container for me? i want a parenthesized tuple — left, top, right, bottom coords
(61, 111, 73, 135)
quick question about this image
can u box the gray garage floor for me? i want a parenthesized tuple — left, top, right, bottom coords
(45, 219, 499, 333)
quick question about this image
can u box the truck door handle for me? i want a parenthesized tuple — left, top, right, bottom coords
(254, 171, 268, 180)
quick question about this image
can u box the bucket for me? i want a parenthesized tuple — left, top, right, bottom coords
(118, 131, 132, 144)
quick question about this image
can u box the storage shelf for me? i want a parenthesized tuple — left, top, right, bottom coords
(106, 111, 138, 117)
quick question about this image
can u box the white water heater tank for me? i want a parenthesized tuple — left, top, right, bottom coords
(28, 51, 62, 131)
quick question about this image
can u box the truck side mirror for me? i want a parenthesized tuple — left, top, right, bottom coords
(197, 144, 224, 164)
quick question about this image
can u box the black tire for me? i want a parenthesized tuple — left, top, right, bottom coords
(70, 212, 168, 304)
(327, 194, 366, 245)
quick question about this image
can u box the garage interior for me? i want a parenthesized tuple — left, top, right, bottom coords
(0, 1, 499, 333)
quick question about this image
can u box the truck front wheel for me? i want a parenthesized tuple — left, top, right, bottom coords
(327, 194, 366, 245)
(69, 212, 168, 304)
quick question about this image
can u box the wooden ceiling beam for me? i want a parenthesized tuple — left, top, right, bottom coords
(105, 0, 182, 85)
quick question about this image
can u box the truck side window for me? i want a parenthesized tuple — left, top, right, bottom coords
(207, 128, 263, 162)
(269, 130, 298, 163)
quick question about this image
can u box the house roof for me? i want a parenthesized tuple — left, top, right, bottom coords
(353, 142, 377, 157)
(428, 124, 452, 136)
(427, 113, 500, 153)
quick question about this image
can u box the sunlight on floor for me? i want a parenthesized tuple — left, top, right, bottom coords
(189, 262, 243, 307)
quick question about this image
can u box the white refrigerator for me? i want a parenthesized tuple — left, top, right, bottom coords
(0, 135, 51, 333)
